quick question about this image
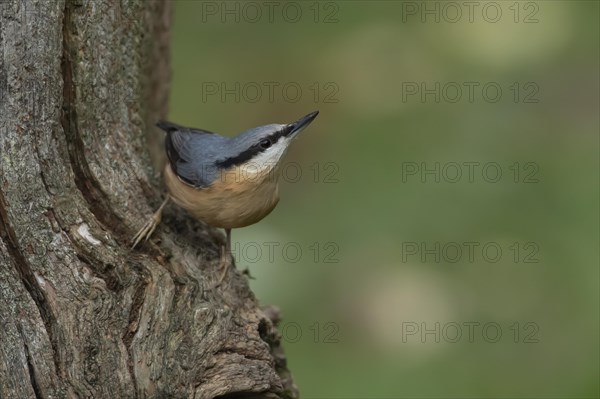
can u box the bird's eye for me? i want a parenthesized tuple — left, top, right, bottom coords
(259, 138, 272, 149)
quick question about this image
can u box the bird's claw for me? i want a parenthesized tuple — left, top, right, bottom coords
(217, 245, 230, 283)
(131, 197, 169, 249)
(131, 212, 161, 249)
(208, 246, 232, 290)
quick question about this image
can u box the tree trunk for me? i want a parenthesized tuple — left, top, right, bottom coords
(0, 1, 297, 398)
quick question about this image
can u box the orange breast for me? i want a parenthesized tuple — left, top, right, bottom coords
(164, 163, 280, 229)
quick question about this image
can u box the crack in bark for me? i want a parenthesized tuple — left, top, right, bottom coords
(122, 265, 149, 393)
(0, 190, 63, 384)
(124, 264, 151, 347)
(17, 322, 43, 399)
(59, 5, 151, 395)
(60, 0, 127, 240)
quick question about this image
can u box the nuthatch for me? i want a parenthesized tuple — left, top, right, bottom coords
(132, 111, 319, 282)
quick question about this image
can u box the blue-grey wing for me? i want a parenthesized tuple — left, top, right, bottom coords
(157, 121, 223, 188)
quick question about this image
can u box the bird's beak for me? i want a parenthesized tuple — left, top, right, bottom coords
(285, 110, 319, 137)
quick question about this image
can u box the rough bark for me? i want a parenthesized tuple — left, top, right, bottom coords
(0, 1, 297, 398)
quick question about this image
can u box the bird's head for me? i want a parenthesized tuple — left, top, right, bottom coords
(215, 111, 319, 181)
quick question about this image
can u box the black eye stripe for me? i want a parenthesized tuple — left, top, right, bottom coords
(215, 128, 287, 169)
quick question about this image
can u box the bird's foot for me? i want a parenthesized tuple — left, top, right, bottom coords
(217, 245, 231, 283)
(131, 197, 169, 249)
(131, 212, 162, 248)
(208, 245, 234, 289)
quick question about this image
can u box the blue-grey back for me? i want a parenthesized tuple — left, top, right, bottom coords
(159, 121, 227, 187)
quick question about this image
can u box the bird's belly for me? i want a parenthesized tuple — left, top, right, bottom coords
(164, 164, 280, 229)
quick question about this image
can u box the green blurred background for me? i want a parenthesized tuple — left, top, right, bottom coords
(168, 1, 599, 397)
